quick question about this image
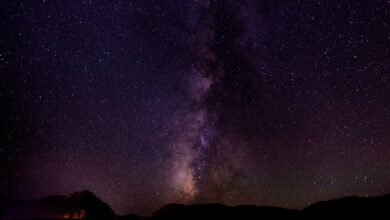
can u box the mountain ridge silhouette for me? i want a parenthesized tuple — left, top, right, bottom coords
(1, 191, 389, 220)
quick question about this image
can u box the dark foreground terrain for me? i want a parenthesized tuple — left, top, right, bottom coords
(1, 191, 389, 220)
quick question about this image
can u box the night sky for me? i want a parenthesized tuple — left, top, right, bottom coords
(1, 0, 390, 216)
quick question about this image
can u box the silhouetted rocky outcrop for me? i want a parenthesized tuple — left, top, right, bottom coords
(2, 191, 390, 220)
(2, 190, 114, 220)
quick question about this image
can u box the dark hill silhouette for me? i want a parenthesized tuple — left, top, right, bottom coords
(151, 203, 301, 220)
(1, 191, 390, 220)
(303, 193, 390, 219)
(1, 190, 114, 220)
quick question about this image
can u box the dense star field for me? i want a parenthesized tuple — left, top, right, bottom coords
(1, 0, 389, 216)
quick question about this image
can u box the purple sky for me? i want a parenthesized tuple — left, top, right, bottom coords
(1, 0, 389, 216)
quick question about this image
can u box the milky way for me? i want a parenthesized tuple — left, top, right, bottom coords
(170, 0, 253, 203)
(1, 0, 390, 216)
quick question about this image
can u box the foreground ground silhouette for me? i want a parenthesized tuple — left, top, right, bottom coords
(1, 190, 389, 220)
